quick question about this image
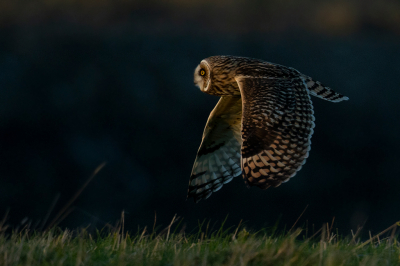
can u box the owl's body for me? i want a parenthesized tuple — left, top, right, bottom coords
(188, 56, 348, 202)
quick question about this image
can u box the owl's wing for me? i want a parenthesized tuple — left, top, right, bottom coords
(188, 96, 242, 202)
(236, 76, 315, 189)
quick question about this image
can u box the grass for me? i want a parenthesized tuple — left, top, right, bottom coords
(0, 214, 399, 266)
(1, 165, 398, 265)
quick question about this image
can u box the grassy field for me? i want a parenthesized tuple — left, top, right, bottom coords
(0, 215, 399, 266)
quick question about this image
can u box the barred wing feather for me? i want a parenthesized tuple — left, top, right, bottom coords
(188, 96, 242, 202)
(236, 76, 315, 189)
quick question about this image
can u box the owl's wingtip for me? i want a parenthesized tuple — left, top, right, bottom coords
(187, 191, 201, 203)
(190, 195, 201, 203)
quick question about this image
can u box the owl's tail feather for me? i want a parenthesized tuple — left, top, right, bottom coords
(302, 75, 349, 103)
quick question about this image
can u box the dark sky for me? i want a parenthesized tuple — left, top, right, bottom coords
(1, 0, 400, 234)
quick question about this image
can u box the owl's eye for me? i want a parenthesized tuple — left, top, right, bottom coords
(200, 69, 206, 76)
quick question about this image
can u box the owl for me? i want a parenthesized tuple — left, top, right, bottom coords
(187, 55, 349, 203)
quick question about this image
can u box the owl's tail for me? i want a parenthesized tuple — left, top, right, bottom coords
(302, 75, 349, 103)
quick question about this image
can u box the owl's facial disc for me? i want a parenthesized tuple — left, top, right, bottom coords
(194, 60, 211, 92)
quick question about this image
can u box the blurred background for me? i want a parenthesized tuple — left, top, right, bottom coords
(0, 0, 399, 234)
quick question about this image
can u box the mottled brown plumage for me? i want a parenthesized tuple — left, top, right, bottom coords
(188, 55, 348, 203)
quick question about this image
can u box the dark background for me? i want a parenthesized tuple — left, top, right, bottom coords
(1, 0, 399, 234)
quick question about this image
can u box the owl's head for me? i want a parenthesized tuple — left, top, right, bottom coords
(194, 56, 241, 96)
(194, 60, 212, 92)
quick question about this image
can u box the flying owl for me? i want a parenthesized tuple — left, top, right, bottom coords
(187, 55, 349, 203)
